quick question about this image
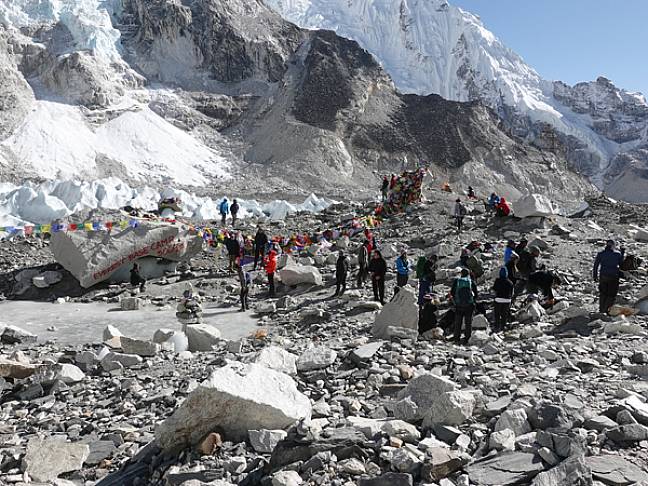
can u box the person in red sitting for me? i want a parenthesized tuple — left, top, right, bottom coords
(496, 197, 511, 217)
(264, 246, 278, 297)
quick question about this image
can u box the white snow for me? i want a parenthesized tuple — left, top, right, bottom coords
(1, 101, 231, 186)
(0, 178, 335, 228)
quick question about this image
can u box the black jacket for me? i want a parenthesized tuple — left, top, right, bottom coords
(368, 258, 387, 276)
(505, 260, 518, 283)
(493, 277, 514, 299)
(336, 256, 350, 277)
(254, 230, 269, 249)
(528, 271, 555, 298)
(230, 202, 240, 215)
(225, 238, 240, 256)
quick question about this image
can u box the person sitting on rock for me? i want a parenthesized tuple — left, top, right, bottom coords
(495, 197, 511, 217)
(487, 193, 500, 213)
(418, 294, 438, 334)
(130, 263, 146, 292)
(334, 251, 350, 297)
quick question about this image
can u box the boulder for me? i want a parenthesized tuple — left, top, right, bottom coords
(634, 228, 648, 242)
(251, 346, 298, 375)
(423, 391, 476, 427)
(279, 264, 323, 286)
(465, 452, 545, 485)
(472, 314, 489, 330)
(296, 346, 337, 371)
(372, 287, 419, 339)
(35, 363, 85, 384)
(496, 409, 532, 436)
(514, 194, 557, 219)
(531, 455, 592, 486)
(50, 221, 203, 288)
(185, 324, 222, 352)
(155, 362, 311, 450)
(21, 437, 90, 483)
(1, 325, 37, 344)
(586, 455, 648, 485)
(103, 325, 123, 342)
(100, 352, 143, 370)
(272, 471, 303, 486)
(490, 429, 516, 451)
(350, 341, 384, 364)
(358, 472, 413, 486)
(420, 447, 463, 482)
(396, 373, 459, 421)
(120, 337, 160, 357)
(0, 359, 39, 379)
(248, 429, 287, 454)
(347, 416, 420, 443)
(120, 297, 142, 311)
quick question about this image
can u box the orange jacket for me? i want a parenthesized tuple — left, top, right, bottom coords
(265, 250, 278, 274)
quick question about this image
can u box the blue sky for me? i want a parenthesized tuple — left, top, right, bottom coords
(451, 0, 648, 96)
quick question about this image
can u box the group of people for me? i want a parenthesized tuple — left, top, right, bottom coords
(452, 190, 513, 233)
(378, 169, 427, 215)
(218, 197, 241, 226)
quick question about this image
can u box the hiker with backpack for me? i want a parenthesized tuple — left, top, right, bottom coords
(504, 240, 517, 264)
(593, 239, 625, 314)
(395, 250, 411, 290)
(219, 197, 230, 226)
(356, 240, 370, 288)
(450, 268, 478, 344)
(253, 226, 269, 270)
(334, 251, 350, 296)
(454, 199, 467, 233)
(230, 199, 240, 226)
(493, 267, 514, 333)
(369, 250, 387, 305)
(416, 254, 437, 306)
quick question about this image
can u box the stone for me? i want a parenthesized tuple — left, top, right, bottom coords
(103, 325, 123, 342)
(393, 396, 419, 421)
(514, 194, 557, 219)
(279, 264, 323, 286)
(584, 415, 618, 432)
(586, 455, 648, 485)
(390, 446, 423, 474)
(465, 452, 545, 485)
(50, 221, 202, 287)
(531, 455, 592, 486)
(340, 458, 366, 475)
(347, 417, 420, 443)
(1, 325, 37, 344)
(397, 373, 459, 421)
(120, 297, 142, 311)
(496, 409, 532, 436)
(634, 228, 648, 242)
(248, 429, 287, 453)
(485, 396, 512, 417)
(490, 429, 516, 451)
(22, 437, 90, 483)
(468, 330, 490, 346)
(420, 447, 463, 482)
(156, 362, 311, 450)
(198, 432, 223, 455)
(606, 424, 648, 443)
(350, 341, 384, 364)
(296, 346, 337, 371)
(0, 359, 39, 379)
(101, 352, 143, 370)
(603, 321, 644, 335)
(371, 287, 419, 339)
(252, 346, 298, 375)
(537, 447, 559, 466)
(35, 363, 85, 384)
(185, 324, 222, 352)
(85, 440, 117, 466)
(120, 337, 160, 357)
(358, 473, 413, 486)
(527, 403, 572, 430)
(272, 470, 303, 486)
(153, 328, 175, 343)
(257, 302, 277, 314)
(423, 391, 476, 427)
(353, 300, 383, 311)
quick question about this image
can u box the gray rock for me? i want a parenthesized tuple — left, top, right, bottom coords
(586, 455, 648, 485)
(358, 472, 413, 486)
(1, 325, 37, 344)
(248, 429, 287, 453)
(397, 373, 459, 420)
(465, 452, 545, 485)
(101, 352, 143, 370)
(184, 324, 222, 352)
(420, 447, 463, 482)
(252, 346, 299, 375)
(85, 440, 117, 466)
(279, 264, 323, 286)
(296, 346, 337, 371)
(350, 341, 384, 364)
(527, 403, 573, 430)
(21, 437, 90, 483)
(120, 337, 160, 357)
(496, 409, 532, 436)
(272, 470, 303, 486)
(490, 429, 516, 451)
(423, 391, 476, 427)
(371, 287, 419, 338)
(531, 455, 592, 486)
(606, 424, 648, 443)
(35, 363, 85, 384)
(583, 415, 618, 432)
(347, 416, 420, 443)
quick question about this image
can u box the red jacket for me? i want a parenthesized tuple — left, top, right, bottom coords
(265, 250, 278, 274)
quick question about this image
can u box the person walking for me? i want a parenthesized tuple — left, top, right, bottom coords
(253, 226, 269, 270)
(334, 251, 350, 296)
(493, 267, 514, 333)
(450, 268, 476, 344)
(593, 239, 625, 314)
(219, 197, 230, 226)
(416, 254, 437, 305)
(237, 264, 251, 311)
(395, 250, 411, 290)
(356, 240, 370, 288)
(454, 198, 467, 233)
(504, 240, 516, 264)
(369, 250, 387, 305)
(264, 246, 278, 298)
(230, 199, 240, 226)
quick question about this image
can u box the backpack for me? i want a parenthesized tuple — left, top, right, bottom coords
(415, 256, 427, 279)
(454, 277, 474, 306)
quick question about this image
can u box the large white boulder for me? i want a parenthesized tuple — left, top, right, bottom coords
(372, 287, 419, 339)
(251, 346, 298, 375)
(279, 264, 323, 286)
(185, 324, 222, 352)
(514, 194, 557, 219)
(155, 362, 311, 450)
(296, 346, 337, 372)
(422, 391, 476, 427)
(50, 221, 203, 288)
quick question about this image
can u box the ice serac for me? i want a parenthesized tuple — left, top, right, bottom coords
(50, 221, 203, 288)
(265, 0, 648, 201)
(155, 362, 312, 451)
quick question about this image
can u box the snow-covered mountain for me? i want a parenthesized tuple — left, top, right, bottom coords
(265, 0, 648, 202)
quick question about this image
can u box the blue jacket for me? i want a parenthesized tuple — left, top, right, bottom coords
(504, 247, 514, 264)
(396, 256, 410, 275)
(593, 248, 624, 279)
(219, 200, 229, 215)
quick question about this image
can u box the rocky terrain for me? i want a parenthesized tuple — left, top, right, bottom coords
(1, 188, 648, 485)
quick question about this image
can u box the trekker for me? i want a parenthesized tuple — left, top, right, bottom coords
(504, 240, 516, 264)
(593, 239, 625, 314)
(493, 267, 514, 333)
(264, 247, 278, 298)
(230, 199, 240, 226)
(467, 186, 476, 199)
(450, 268, 477, 344)
(416, 254, 437, 305)
(496, 197, 511, 217)
(369, 250, 387, 305)
(395, 250, 411, 289)
(487, 193, 500, 213)
(418, 294, 438, 334)
(334, 251, 350, 296)
(381, 176, 389, 201)
(527, 271, 562, 302)
(515, 238, 528, 255)
(219, 197, 230, 225)
(237, 264, 251, 311)
(454, 199, 467, 233)
(224, 233, 241, 272)
(130, 263, 146, 292)
(254, 226, 269, 270)
(356, 240, 370, 288)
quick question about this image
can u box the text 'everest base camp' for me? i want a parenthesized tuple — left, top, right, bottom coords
(0, 0, 648, 485)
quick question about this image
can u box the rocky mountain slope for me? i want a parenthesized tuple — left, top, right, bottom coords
(0, 0, 591, 202)
(265, 0, 648, 202)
